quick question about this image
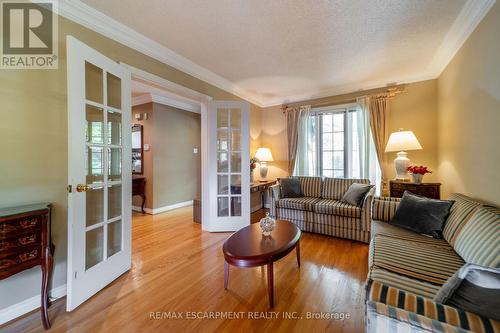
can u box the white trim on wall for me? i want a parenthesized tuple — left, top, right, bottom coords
(132, 93, 201, 114)
(59, 0, 495, 107)
(0, 284, 67, 325)
(427, 0, 496, 76)
(58, 0, 261, 106)
(132, 200, 193, 215)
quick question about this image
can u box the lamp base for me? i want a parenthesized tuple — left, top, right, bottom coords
(259, 161, 268, 180)
(394, 151, 410, 180)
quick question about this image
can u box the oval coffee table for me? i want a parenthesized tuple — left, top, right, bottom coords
(222, 220, 301, 307)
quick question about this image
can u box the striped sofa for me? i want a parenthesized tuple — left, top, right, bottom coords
(269, 177, 374, 243)
(366, 193, 500, 333)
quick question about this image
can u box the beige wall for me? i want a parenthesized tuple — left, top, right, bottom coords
(152, 103, 201, 208)
(437, 2, 500, 206)
(132, 103, 154, 209)
(0, 14, 262, 310)
(259, 80, 439, 182)
(389, 80, 439, 182)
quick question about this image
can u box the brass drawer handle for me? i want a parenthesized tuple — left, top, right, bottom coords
(20, 218, 38, 228)
(19, 234, 36, 245)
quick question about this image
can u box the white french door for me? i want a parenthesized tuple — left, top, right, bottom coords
(66, 36, 132, 311)
(206, 101, 250, 232)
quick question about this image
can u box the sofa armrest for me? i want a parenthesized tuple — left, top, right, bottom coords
(361, 187, 376, 231)
(366, 301, 478, 333)
(371, 196, 401, 223)
(366, 280, 499, 333)
(269, 184, 281, 219)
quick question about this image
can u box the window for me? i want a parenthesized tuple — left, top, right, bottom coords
(318, 105, 362, 178)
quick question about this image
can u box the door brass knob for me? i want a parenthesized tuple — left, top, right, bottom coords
(76, 184, 91, 192)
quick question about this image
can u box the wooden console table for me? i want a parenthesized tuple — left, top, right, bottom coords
(251, 180, 277, 213)
(390, 180, 441, 199)
(0, 203, 54, 329)
(132, 175, 146, 213)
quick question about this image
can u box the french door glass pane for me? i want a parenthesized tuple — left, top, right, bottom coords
(217, 129, 229, 151)
(106, 72, 121, 109)
(85, 226, 103, 270)
(107, 220, 122, 258)
(217, 152, 228, 172)
(108, 148, 122, 181)
(230, 109, 241, 129)
(231, 197, 241, 216)
(217, 175, 229, 195)
(107, 111, 122, 145)
(85, 61, 103, 104)
(217, 197, 229, 216)
(86, 186, 104, 227)
(108, 184, 122, 219)
(230, 175, 241, 194)
(86, 146, 104, 184)
(86, 105, 104, 144)
(231, 130, 241, 151)
(230, 152, 241, 173)
(217, 108, 229, 128)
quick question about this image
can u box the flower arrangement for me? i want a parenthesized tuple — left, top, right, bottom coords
(407, 165, 432, 175)
(407, 165, 431, 183)
(250, 157, 259, 171)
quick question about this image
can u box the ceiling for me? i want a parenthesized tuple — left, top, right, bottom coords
(76, 0, 493, 107)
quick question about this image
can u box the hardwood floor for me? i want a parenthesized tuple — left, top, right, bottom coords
(1, 207, 369, 333)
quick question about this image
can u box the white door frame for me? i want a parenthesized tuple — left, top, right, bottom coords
(120, 64, 213, 231)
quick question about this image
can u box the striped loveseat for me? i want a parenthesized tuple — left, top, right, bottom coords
(269, 177, 374, 243)
(366, 193, 500, 333)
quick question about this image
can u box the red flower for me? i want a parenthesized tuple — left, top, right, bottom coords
(407, 165, 432, 175)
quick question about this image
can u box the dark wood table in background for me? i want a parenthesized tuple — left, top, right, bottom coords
(390, 180, 441, 199)
(222, 220, 301, 307)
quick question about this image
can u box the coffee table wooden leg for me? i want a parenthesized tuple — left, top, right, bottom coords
(296, 240, 301, 268)
(267, 262, 274, 308)
(224, 261, 229, 289)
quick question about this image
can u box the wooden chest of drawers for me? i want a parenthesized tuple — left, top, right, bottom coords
(389, 180, 441, 199)
(0, 203, 54, 329)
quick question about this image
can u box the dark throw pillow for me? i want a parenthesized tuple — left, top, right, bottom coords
(279, 178, 303, 198)
(390, 191, 454, 238)
(341, 183, 373, 206)
(434, 264, 500, 320)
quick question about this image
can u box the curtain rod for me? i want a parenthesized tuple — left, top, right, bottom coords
(281, 85, 406, 113)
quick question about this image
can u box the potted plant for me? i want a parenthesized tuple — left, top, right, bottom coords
(407, 165, 432, 183)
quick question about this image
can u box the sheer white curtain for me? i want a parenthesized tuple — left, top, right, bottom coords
(357, 97, 382, 194)
(293, 106, 317, 176)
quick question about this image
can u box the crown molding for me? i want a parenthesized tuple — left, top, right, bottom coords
(132, 93, 201, 113)
(59, 0, 494, 109)
(260, 72, 437, 107)
(58, 0, 265, 107)
(427, 0, 496, 77)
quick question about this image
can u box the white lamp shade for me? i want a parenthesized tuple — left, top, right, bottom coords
(385, 131, 423, 152)
(255, 148, 274, 162)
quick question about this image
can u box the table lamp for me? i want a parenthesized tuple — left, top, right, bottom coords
(385, 130, 422, 180)
(255, 148, 274, 180)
